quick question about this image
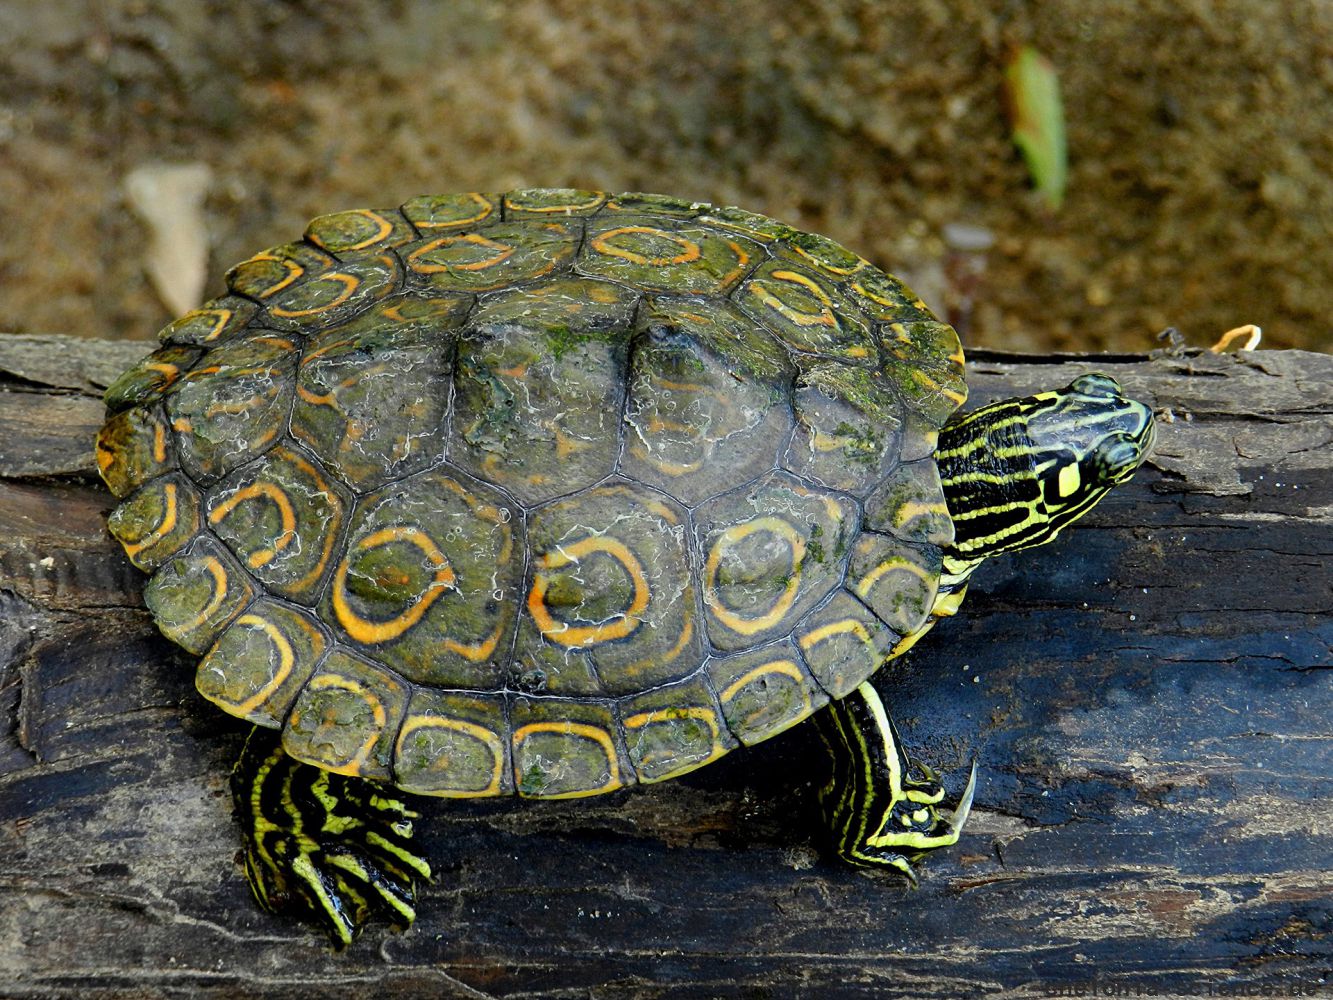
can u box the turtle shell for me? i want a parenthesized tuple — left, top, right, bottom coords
(97, 188, 968, 799)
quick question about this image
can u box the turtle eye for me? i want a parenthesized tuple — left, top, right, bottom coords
(1092, 432, 1144, 482)
(1070, 373, 1122, 399)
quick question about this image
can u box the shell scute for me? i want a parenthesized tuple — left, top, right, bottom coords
(708, 638, 830, 746)
(196, 598, 328, 727)
(166, 333, 298, 483)
(323, 467, 522, 690)
(622, 299, 793, 505)
(283, 648, 408, 780)
(291, 295, 465, 490)
(516, 482, 700, 696)
(449, 277, 637, 504)
(143, 536, 254, 654)
(618, 671, 736, 783)
(695, 471, 859, 652)
(394, 689, 511, 797)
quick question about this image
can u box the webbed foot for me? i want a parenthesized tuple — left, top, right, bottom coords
(231, 726, 431, 947)
(814, 681, 976, 878)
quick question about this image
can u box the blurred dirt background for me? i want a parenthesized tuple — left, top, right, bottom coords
(0, 0, 1329, 353)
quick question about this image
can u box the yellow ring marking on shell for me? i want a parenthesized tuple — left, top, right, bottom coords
(792, 246, 866, 276)
(506, 191, 605, 214)
(311, 210, 394, 251)
(590, 225, 702, 267)
(172, 556, 232, 635)
(122, 482, 181, 558)
(407, 233, 515, 273)
(629, 441, 704, 477)
(223, 613, 296, 716)
(269, 272, 361, 318)
(146, 361, 183, 385)
(854, 554, 934, 599)
(623, 611, 694, 677)
(301, 673, 388, 775)
(892, 499, 948, 531)
(718, 658, 814, 733)
(704, 516, 806, 636)
(287, 452, 343, 592)
(748, 269, 838, 328)
(187, 307, 232, 342)
(151, 421, 168, 463)
(799, 617, 876, 654)
(512, 721, 622, 797)
(332, 526, 457, 645)
(411, 192, 494, 229)
(443, 620, 506, 663)
(395, 715, 505, 797)
(208, 482, 298, 570)
(527, 536, 650, 647)
(242, 253, 304, 298)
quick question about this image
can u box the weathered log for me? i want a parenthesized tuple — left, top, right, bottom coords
(1, 335, 1329, 999)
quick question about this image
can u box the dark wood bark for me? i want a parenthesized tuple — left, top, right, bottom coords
(1, 336, 1329, 999)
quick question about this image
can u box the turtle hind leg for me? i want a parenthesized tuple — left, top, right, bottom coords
(813, 682, 976, 878)
(231, 725, 431, 947)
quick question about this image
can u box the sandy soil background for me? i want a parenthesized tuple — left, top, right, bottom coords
(1, 0, 1329, 353)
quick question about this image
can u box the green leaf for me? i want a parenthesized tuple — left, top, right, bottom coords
(1004, 46, 1068, 211)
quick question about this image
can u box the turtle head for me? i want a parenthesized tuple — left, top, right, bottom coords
(937, 373, 1155, 567)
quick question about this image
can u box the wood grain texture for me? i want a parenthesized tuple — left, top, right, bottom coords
(1, 336, 1329, 999)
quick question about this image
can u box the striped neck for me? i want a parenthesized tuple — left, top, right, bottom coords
(936, 374, 1155, 576)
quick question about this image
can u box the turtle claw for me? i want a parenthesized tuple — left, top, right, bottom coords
(232, 727, 430, 947)
(816, 683, 978, 876)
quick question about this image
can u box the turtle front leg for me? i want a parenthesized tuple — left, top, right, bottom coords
(231, 726, 431, 947)
(813, 682, 976, 880)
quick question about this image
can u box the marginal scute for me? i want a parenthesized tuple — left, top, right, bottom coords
(878, 320, 969, 426)
(510, 696, 628, 798)
(107, 473, 201, 571)
(695, 471, 859, 652)
(516, 483, 700, 695)
(196, 598, 327, 727)
(103, 345, 201, 414)
(622, 300, 793, 505)
(577, 216, 760, 295)
(796, 592, 895, 699)
(601, 192, 702, 217)
(619, 672, 736, 783)
(707, 639, 829, 746)
(450, 277, 637, 503)
(262, 250, 402, 333)
(394, 689, 511, 797)
(400, 191, 499, 231)
(403, 220, 580, 293)
(157, 296, 258, 346)
(167, 334, 298, 483)
(847, 534, 942, 637)
(292, 295, 465, 490)
(96, 404, 173, 498)
(845, 269, 935, 325)
(304, 207, 417, 254)
(504, 187, 607, 218)
(206, 445, 349, 605)
(143, 536, 254, 654)
(737, 259, 876, 364)
(864, 458, 954, 547)
(786, 361, 904, 496)
(226, 242, 335, 301)
(324, 467, 522, 690)
(283, 648, 408, 780)
(776, 230, 868, 277)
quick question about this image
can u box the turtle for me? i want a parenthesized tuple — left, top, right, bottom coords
(95, 187, 1155, 945)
